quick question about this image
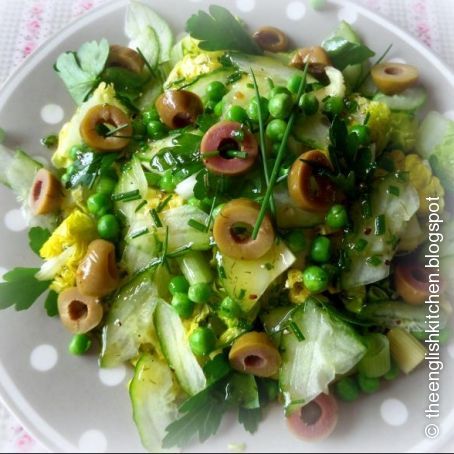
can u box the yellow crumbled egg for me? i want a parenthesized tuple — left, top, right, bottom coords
(40, 210, 97, 292)
(53, 82, 127, 169)
(145, 189, 184, 211)
(389, 150, 445, 215)
(286, 269, 310, 304)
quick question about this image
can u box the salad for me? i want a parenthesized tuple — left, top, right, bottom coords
(0, 1, 453, 451)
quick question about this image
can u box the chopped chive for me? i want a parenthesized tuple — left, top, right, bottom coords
(367, 255, 382, 267)
(238, 289, 246, 300)
(157, 194, 173, 212)
(251, 68, 275, 216)
(374, 215, 386, 236)
(219, 266, 227, 279)
(266, 77, 275, 90)
(289, 321, 305, 342)
(128, 227, 149, 239)
(361, 197, 372, 219)
(355, 238, 369, 252)
(231, 129, 245, 142)
(150, 209, 162, 227)
(225, 150, 248, 159)
(162, 226, 169, 262)
(205, 196, 218, 233)
(136, 47, 157, 79)
(166, 243, 194, 259)
(145, 171, 161, 187)
(357, 43, 393, 89)
(188, 219, 207, 232)
(363, 112, 371, 125)
(388, 185, 400, 197)
(252, 63, 309, 240)
(104, 123, 130, 137)
(247, 83, 254, 89)
(112, 189, 140, 201)
(135, 200, 147, 212)
(396, 171, 409, 182)
(202, 150, 220, 158)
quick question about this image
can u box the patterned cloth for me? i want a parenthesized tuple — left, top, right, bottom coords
(0, 0, 453, 452)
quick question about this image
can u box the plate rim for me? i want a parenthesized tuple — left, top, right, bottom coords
(0, 0, 453, 452)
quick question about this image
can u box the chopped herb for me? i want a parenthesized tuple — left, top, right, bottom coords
(44, 290, 59, 317)
(226, 150, 248, 159)
(231, 129, 245, 142)
(238, 407, 262, 434)
(289, 320, 305, 341)
(145, 171, 161, 187)
(238, 289, 246, 300)
(227, 71, 246, 85)
(40, 134, 58, 149)
(361, 197, 372, 219)
(367, 255, 382, 267)
(219, 266, 227, 279)
(112, 190, 140, 202)
(374, 215, 386, 236)
(396, 171, 409, 182)
(166, 243, 194, 259)
(196, 113, 218, 132)
(103, 123, 130, 138)
(128, 227, 149, 240)
(388, 185, 400, 197)
(205, 196, 218, 233)
(188, 219, 207, 232)
(0, 268, 51, 311)
(264, 263, 274, 271)
(135, 47, 157, 79)
(357, 43, 393, 89)
(186, 5, 263, 54)
(157, 194, 173, 212)
(134, 200, 147, 212)
(150, 209, 163, 228)
(355, 238, 368, 252)
(28, 227, 51, 256)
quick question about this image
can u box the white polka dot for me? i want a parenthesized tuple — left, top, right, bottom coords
(447, 342, 454, 359)
(389, 57, 407, 64)
(444, 111, 454, 121)
(189, 0, 203, 2)
(286, 1, 306, 21)
(30, 345, 58, 372)
(79, 430, 107, 453)
(236, 0, 255, 12)
(0, 268, 7, 282)
(33, 155, 49, 167)
(4, 208, 27, 232)
(99, 365, 127, 387)
(337, 6, 359, 23)
(40, 104, 64, 125)
(381, 399, 408, 426)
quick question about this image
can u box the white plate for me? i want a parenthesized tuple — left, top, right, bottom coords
(0, 0, 453, 452)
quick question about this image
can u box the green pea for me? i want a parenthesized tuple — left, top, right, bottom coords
(97, 214, 121, 240)
(247, 97, 269, 122)
(335, 377, 360, 402)
(96, 176, 117, 195)
(147, 120, 168, 140)
(68, 334, 92, 356)
(287, 74, 303, 94)
(169, 275, 190, 295)
(189, 327, 217, 356)
(214, 101, 225, 117)
(269, 86, 291, 98)
(143, 106, 160, 123)
(207, 81, 228, 102)
(188, 283, 212, 304)
(323, 95, 344, 116)
(266, 119, 287, 142)
(171, 293, 194, 319)
(87, 193, 112, 217)
(310, 236, 332, 263)
(384, 361, 400, 381)
(350, 124, 371, 146)
(302, 265, 329, 293)
(132, 118, 147, 136)
(220, 296, 242, 318)
(299, 93, 319, 115)
(160, 170, 176, 192)
(269, 93, 293, 119)
(226, 105, 249, 124)
(286, 230, 306, 253)
(357, 373, 380, 394)
(326, 204, 349, 229)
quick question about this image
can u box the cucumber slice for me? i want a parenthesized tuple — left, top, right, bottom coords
(154, 300, 206, 395)
(129, 26, 160, 68)
(100, 272, 161, 367)
(415, 110, 450, 160)
(292, 112, 330, 151)
(280, 299, 366, 410)
(130, 354, 178, 453)
(374, 86, 427, 112)
(177, 251, 213, 285)
(125, 1, 173, 63)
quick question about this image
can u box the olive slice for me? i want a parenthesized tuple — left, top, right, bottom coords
(288, 150, 337, 212)
(155, 90, 204, 129)
(201, 121, 258, 176)
(371, 63, 419, 95)
(253, 26, 289, 53)
(394, 262, 433, 305)
(290, 46, 331, 78)
(29, 168, 62, 216)
(107, 45, 145, 74)
(80, 104, 132, 152)
(213, 198, 275, 260)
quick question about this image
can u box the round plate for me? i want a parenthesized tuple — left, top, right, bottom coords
(0, 0, 453, 452)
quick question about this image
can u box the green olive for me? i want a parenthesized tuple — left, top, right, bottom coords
(57, 287, 103, 334)
(29, 168, 62, 216)
(80, 104, 132, 151)
(371, 63, 419, 95)
(213, 198, 275, 260)
(76, 239, 119, 298)
(155, 90, 204, 129)
(107, 45, 145, 74)
(229, 331, 281, 378)
(253, 26, 289, 53)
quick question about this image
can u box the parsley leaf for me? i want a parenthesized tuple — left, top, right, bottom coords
(68, 151, 118, 189)
(322, 37, 375, 70)
(28, 227, 51, 256)
(44, 290, 59, 317)
(238, 407, 262, 434)
(0, 268, 51, 311)
(186, 5, 262, 55)
(55, 39, 110, 104)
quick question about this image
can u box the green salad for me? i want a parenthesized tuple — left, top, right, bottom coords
(0, 1, 453, 451)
